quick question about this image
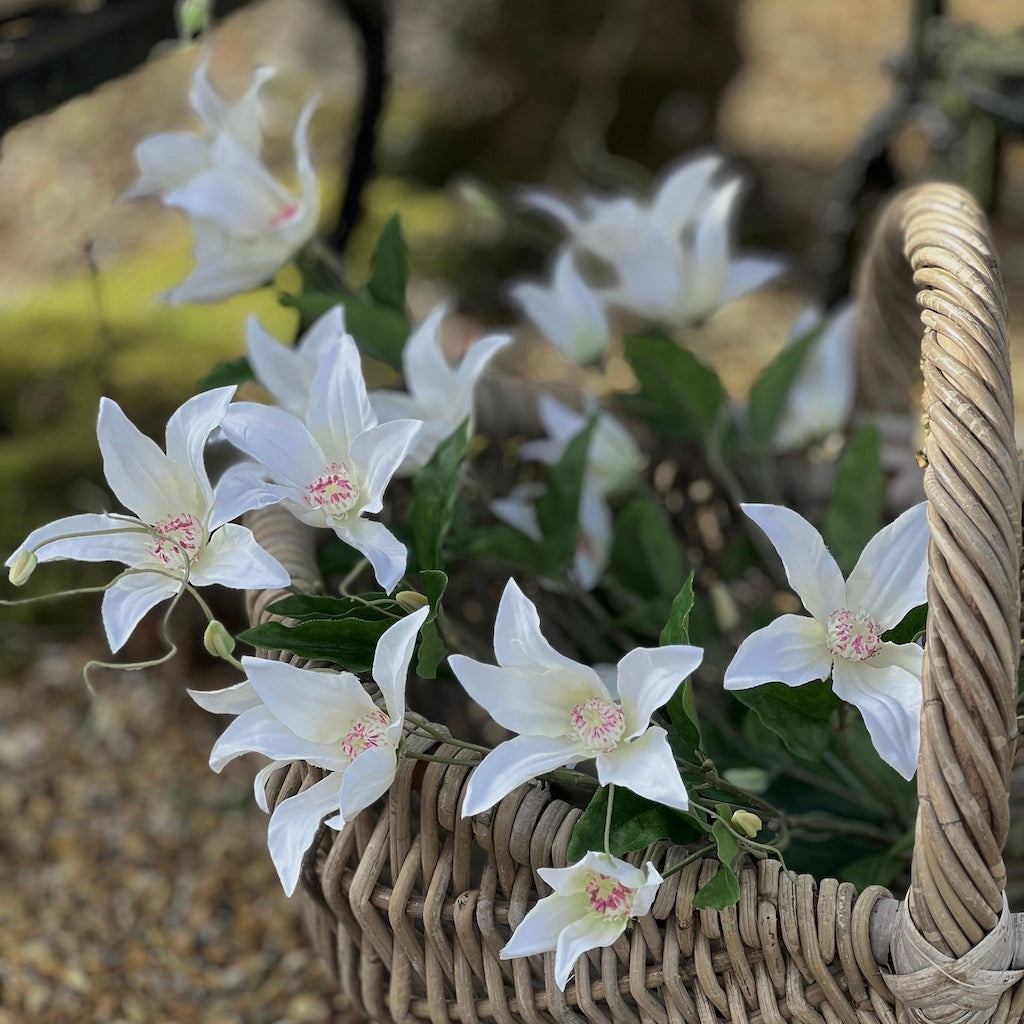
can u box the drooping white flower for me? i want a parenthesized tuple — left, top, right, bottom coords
(5, 388, 289, 652)
(771, 302, 857, 453)
(190, 606, 429, 896)
(522, 153, 785, 328)
(724, 502, 929, 779)
(449, 579, 700, 816)
(123, 60, 319, 304)
(368, 305, 512, 475)
(219, 332, 421, 592)
(245, 305, 349, 419)
(500, 851, 662, 990)
(509, 250, 612, 364)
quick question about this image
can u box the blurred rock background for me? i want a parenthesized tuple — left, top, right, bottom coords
(1, 1, 1022, 1021)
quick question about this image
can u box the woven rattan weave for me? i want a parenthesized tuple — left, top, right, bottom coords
(245, 183, 1024, 1024)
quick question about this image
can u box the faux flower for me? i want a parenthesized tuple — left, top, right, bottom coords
(500, 851, 662, 990)
(245, 305, 349, 419)
(449, 579, 700, 816)
(219, 329, 421, 592)
(4, 388, 289, 652)
(123, 60, 319, 304)
(771, 302, 857, 453)
(522, 153, 784, 327)
(724, 502, 929, 779)
(509, 250, 612, 364)
(190, 606, 429, 896)
(368, 305, 512, 475)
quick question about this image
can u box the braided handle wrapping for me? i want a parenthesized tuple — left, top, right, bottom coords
(855, 183, 1023, 1019)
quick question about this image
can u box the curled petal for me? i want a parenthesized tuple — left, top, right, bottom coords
(372, 605, 430, 727)
(615, 644, 703, 739)
(500, 891, 590, 960)
(331, 744, 399, 829)
(724, 614, 832, 691)
(553, 916, 627, 991)
(101, 571, 178, 653)
(189, 523, 289, 590)
(596, 727, 689, 810)
(10, 513, 151, 567)
(334, 516, 407, 594)
(267, 773, 341, 896)
(188, 679, 260, 716)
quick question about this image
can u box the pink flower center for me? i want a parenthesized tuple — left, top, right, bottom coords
(150, 513, 203, 567)
(584, 872, 633, 917)
(269, 203, 300, 228)
(826, 608, 883, 661)
(340, 709, 390, 758)
(570, 697, 626, 752)
(305, 462, 358, 517)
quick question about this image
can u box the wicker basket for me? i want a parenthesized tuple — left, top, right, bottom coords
(244, 182, 1024, 1024)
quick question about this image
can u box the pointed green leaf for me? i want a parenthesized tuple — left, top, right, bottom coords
(692, 861, 740, 910)
(660, 575, 701, 751)
(733, 680, 839, 760)
(535, 420, 595, 563)
(882, 603, 927, 645)
(746, 324, 819, 450)
(611, 498, 685, 598)
(238, 618, 390, 672)
(410, 420, 471, 572)
(197, 356, 254, 391)
(415, 569, 448, 679)
(266, 593, 395, 621)
(367, 214, 408, 313)
(711, 814, 741, 868)
(660, 574, 695, 645)
(822, 425, 883, 574)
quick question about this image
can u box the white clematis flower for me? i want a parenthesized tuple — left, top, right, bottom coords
(369, 305, 512, 475)
(522, 153, 784, 328)
(123, 60, 319, 305)
(5, 388, 289, 652)
(500, 851, 662, 990)
(771, 302, 857, 453)
(245, 305, 350, 419)
(219, 328, 421, 592)
(724, 502, 929, 779)
(449, 579, 700, 816)
(509, 250, 612, 365)
(190, 605, 429, 896)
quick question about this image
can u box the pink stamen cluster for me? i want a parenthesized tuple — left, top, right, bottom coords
(340, 709, 390, 758)
(571, 697, 626, 752)
(305, 462, 358, 516)
(150, 513, 203, 567)
(584, 872, 633, 916)
(826, 607, 883, 662)
(269, 203, 300, 228)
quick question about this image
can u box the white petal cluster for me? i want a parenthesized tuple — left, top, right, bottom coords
(724, 503, 929, 779)
(220, 308, 422, 592)
(491, 395, 645, 589)
(190, 606, 428, 895)
(521, 153, 784, 332)
(369, 305, 512, 475)
(5, 388, 289, 652)
(449, 580, 699, 816)
(500, 851, 662, 990)
(123, 60, 319, 304)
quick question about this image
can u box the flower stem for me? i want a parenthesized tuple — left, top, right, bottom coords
(604, 784, 616, 856)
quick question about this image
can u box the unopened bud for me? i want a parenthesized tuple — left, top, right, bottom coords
(709, 580, 740, 632)
(8, 550, 37, 587)
(731, 809, 763, 839)
(204, 620, 236, 660)
(395, 590, 429, 612)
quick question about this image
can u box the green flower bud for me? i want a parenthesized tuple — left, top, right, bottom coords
(395, 590, 429, 612)
(8, 550, 37, 587)
(731, 809, 762, 839)
(204, 620, 236, 660)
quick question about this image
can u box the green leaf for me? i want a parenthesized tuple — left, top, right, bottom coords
(468, 524, 556, 575)
(882, 603, 927, 645)
(624, 332, 727, 435)
(746, 325, 819, 450)
(367, 214, 408, 312)
(822, 425, 884, 574)
(711, 813, 741, 868)
(266, 593, 394, 621)
(238, 618, 389, 672)
(280, 291, 409, 369)
(197, 356, 254, 391)
(692, 862, 740, 910)
(535, 420, 595, 563)
(416, 569, 449, 679)
(660, 574, 694, 645)
(410, 420, 470, 572)
(610, 498, 686, 599)
(660, 575, 701, 752)
(733, 681, 839, 760)
(567, 786, 705, 861)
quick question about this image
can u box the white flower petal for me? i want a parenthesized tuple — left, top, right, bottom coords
(188, 522, 290, 589)
(208, 705, 350, 773)
(554, 916, 626, 990)
(209, 460, 280, 528)
(500, 891, 590, 960)
(832, 645, 923, 780)
(188, 680, 260, 716)
(572, 485, 612, 591)
(455, 330, 513, 398)
(101, 571, 179, 653)
(460, 735, 580, 818)
(10, 513, 151, 567)
(401, 305, 451, 407)
(348, 418, 422, 511)
(846, 502, 929, 628)
(724, 613, 832, 690)
(220, 402, 327, 492)
(163, 386, 234, 487)
(267, 773, 341, 896)
(123, 132, 211, 199)
(596, 727, 689, 810)
(334, 517, 407, 593)
(650, 153, 725, 235)
(246, 316, 317, 418)
(741, 504, 846, 621)
(721, 254, 787, 305)
(687, 176, 744, 319)
(334, 744, 399, 827)
(372, 605, 429, 726)
(253, 759, 289, 813)
(490, 490, 543, 542)
(615, 645, 704, 739)
(518, 189, 583, 231)
(243, 656, 375, 745)
(306, 336, 376, 456)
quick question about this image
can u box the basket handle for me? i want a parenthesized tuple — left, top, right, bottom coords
(855, 184, 1023, 999)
